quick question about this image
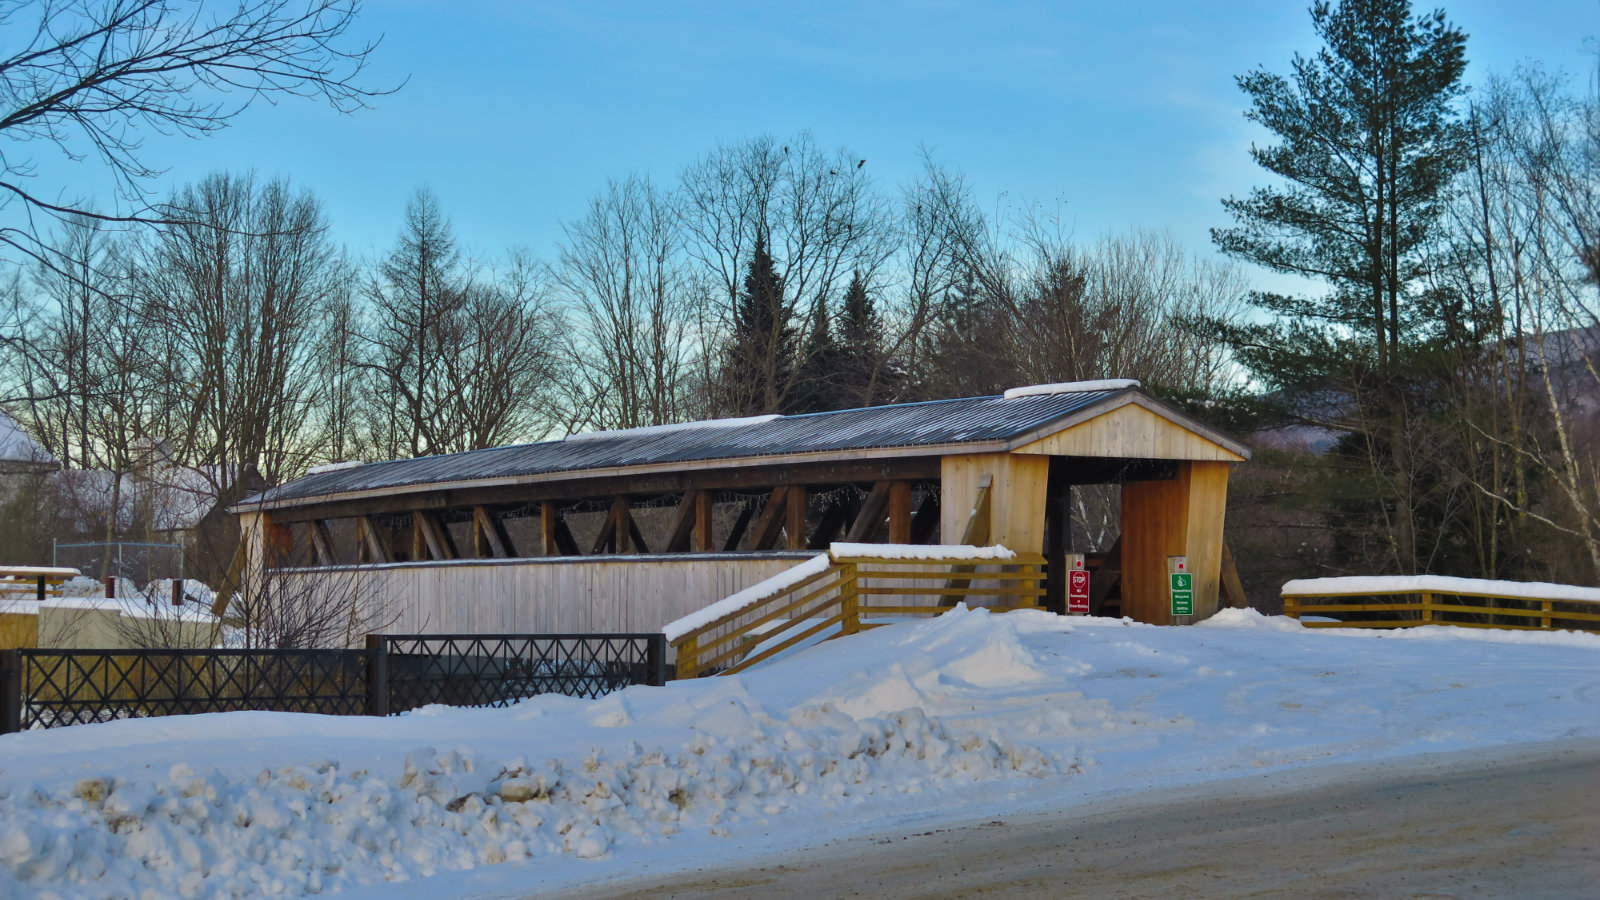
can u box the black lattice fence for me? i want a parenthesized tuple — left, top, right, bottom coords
(0, 633, 667, 733)
(0, 649, 370, 730)
(378, 634, 667, 715)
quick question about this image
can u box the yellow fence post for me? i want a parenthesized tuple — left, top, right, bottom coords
(1541, 600, 1552, 630)
(678, 634, 699, 680)
(839, 562, 860, 635)
(1421, 592, 1433, 624)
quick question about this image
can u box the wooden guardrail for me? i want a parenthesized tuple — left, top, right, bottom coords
(666, 544, 1045, 679)
(1281, 575, 1600, 633)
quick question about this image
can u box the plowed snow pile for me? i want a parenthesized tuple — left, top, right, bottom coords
(1, 607, 1598, 900)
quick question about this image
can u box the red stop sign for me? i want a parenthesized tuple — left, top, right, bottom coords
(1068, 569, 1090, 614)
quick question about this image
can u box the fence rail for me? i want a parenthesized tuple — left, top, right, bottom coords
(1282, 576, 1600, 633)
(671, 546, 1045, 679)
(0, 632, 667, 733)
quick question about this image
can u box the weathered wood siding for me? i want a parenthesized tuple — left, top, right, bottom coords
(273, 553, 815, 638)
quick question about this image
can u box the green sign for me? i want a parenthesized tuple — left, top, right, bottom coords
(1170, 572, 1193, 616)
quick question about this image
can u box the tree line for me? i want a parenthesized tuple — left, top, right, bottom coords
(1, 0, 1598, 598)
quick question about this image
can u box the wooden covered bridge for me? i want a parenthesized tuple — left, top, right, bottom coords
(232, 381, 1249, 641)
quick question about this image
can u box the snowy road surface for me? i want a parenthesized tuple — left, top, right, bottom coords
(541, 739, 1600, 900)
(1, 607, 1597, 899)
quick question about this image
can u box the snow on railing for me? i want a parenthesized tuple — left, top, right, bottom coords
(1281, 574, 1600, 633)
(666, 544, 1045, 679)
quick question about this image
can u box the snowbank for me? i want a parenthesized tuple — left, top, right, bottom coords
(1, 606, 1597, 900)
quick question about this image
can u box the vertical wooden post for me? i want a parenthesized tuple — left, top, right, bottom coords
(695, 491, 714, 552)
(541, 501, 558, 556)
(838, 562, 861, 635)
(611, 496, 631, 554)
(887, 481, 912, 544)
(1541, 600, 1552, 630)
(678, 634, 699, 679)
(411, 514, 427, 561)
(786, 486, 807, 550)
(1421, 592, 1434, 624)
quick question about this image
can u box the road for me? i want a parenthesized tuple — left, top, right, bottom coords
(537, 739, 1600, 899)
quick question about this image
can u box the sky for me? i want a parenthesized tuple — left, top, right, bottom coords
(18, 0, 1600, 283)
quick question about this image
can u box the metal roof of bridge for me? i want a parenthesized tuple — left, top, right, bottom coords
(241, 385, 1245, 510)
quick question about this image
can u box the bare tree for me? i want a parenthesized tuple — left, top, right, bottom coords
(682, 133, 892, 413)
(0, 0, 385, 292)
(556, 175, 698, 430)
(136, 172, 343, 496)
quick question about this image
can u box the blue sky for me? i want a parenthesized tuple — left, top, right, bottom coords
(31, 0, 1600, 280)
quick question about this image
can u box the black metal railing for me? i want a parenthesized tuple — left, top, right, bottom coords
(0, 632, 667, 733)
(378, 634, 666, 715)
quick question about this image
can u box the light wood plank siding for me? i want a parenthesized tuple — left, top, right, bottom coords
(272, 553, 813, 646)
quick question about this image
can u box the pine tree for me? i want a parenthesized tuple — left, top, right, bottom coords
(723, 235, 797, 414)
(837, 271, 893, 406)
(1211, 0, 1472, 577)
(1213, 0, 1469, 377)
(790, 295, 841, 414)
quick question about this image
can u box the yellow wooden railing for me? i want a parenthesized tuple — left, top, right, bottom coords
(669, 545, 1046, 679)
(1282, 575, 1600, 633)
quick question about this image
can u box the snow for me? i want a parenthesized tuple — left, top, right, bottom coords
(0, 410, 54, 466)
(305, 461, 366, 476)
(564, 415, 781, 442)
(1281, 574, 1600, 604)
(1002, 379, 1141, 399)
(1, 606, 1597, 900)
(0, 566, 80, 579)
(662, 554, 832, 641)
(829, 542, 1017, 561)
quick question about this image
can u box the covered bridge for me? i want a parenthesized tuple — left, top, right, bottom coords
(233, 381, 1249, 636)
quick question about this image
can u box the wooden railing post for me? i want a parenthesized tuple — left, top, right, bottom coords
(839, 562, 860, 635)
(1421, 592, 1433, 624)
(1541, 600, 1552, 631)
(677, 634, 699, 680)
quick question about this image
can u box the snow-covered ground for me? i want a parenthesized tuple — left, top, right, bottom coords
(1, 607, 1597, 900)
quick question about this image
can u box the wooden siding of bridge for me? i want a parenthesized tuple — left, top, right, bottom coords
(273, 553, 814, 641)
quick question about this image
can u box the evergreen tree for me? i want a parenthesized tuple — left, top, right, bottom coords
(791, 295, 841, 414)
(723, 235, 797, 414)
(837, 270, 894, 406)
(1212, 0, 1472, 577)
(1213, 0, 1469, 377)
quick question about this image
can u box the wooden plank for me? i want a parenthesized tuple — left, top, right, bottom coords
(591, 499, 623, 555)
(785, 485, 807, 550)
(357, 516, 390, 564)
(309, 520, 336, 566)
(888, 481, 912, 544)
(412, 514, 427, 561)
(1221, 541, 1247, 608)
(723, 501, 756, 552)
(808, 495, 855, 550)
(695, 491, 714, 552)
(958, 475, 993, 545)
(541, 501, 559, 556)
(1011, 401, 1247, 462)
(747, 486, 790, 551)
(844, 481, 893, 543)
(664, 490, 700, 553)
(473, 506, 509, 558)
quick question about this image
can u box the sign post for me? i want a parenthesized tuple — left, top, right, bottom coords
(1168, 556, 1193, 618)
(1066, 553, 1090, 615)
